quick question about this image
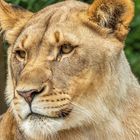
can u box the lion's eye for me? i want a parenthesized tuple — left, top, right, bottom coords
(61, 44, 74, 54)
(15, 50, 26, 61)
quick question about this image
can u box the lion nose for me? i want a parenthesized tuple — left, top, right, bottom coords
(17, 87, 45, 104)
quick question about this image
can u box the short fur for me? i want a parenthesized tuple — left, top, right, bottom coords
(0, 0, 140, 140)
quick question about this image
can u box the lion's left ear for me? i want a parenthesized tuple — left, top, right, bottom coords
(83, 0, 134, 41)
(0, 0, 33, 44)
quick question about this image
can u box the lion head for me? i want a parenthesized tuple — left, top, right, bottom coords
(0, 0, 134, 139)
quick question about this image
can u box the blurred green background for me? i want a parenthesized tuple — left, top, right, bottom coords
(0, 0, 140, 114)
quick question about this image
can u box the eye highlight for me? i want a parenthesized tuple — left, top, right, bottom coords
(15, 49, 26, 61)
(60, 44, 74, 54)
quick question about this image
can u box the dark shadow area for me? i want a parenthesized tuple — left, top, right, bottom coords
(0, 38, 7, 115)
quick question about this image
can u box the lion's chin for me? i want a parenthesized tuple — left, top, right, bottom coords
(21, 115, 64, 139)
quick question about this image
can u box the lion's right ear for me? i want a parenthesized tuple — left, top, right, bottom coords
(0, 0, 33, 44)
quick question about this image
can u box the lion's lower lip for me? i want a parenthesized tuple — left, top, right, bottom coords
(26, 107, 72, 120)
(26, 113, 63, 120)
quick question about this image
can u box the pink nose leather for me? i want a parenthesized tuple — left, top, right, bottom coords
(17, 88, 44, 104)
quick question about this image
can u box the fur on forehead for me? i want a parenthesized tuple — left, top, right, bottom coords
(0, 0, 134, 44)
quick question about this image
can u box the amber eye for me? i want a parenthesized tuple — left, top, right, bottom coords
(61, 44, 74, 54)
(15, 50, 26, 61)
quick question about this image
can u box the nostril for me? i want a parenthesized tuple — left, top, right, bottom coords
(16, 86, 45, 104)
(17, 89, 37, 104)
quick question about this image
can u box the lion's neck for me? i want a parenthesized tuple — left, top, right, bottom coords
(47, 127, 95, 140)
(0, 109, 24, 140)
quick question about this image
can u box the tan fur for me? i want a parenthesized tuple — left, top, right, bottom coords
(87, 0, 134, 41)
(0, 0, 33, 44)
(0, 0, 140, 140)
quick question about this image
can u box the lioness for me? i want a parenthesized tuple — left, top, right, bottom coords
(0, 0, 140, 139)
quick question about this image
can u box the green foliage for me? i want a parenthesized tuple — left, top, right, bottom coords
(6, 0, 140, 80)
(125, 0, 140, 80)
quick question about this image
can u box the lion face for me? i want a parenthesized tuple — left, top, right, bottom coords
(10, 2, 100, 138)
(0, 0, 134, 139)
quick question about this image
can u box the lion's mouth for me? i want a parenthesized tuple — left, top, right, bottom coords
(26, 108, 72, 120)
(27, 113, 60, 120)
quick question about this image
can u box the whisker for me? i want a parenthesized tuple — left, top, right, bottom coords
(71, 102, 93, 121)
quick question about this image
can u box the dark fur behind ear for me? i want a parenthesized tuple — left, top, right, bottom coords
(87, 0, 134, 41)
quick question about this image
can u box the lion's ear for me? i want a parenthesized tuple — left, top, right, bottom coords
(0, 0, 33, 44)
(85, 0, 134, 41)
